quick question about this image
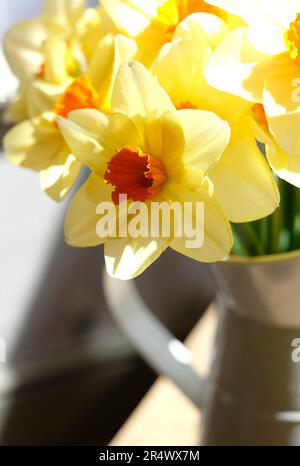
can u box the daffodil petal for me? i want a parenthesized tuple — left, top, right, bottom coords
(58, 109, 142, 175)
(206, 0, 299, 28)
(206, 0, 298, 53)
(4, 116, 64, 171)
(112, 62, 175, 157)
(164, 180, 233, 263)
(152, 36, 248, 124)
(206, 27, 273, 103)
(105, 35, 138, 112)
(3, 83, 29, 124)
(263, 56, 300, 157)
(105, 236, 169, 280)
(174, 12, 229, 49)
(42, 37, 70, 84)
(81, 7, 117, 61)
(151, 38, 211, 109)
(40, 153, 81, 202)
(65, 173, 113, 247)
(28, 80, 68, 118)
(253, 120, 300, 189)
(209, 116, 279, 222)
(42, 0, 85, 28)
(275, 158, 300, 188)
(112, 61, 175, 117)
(4, 20, 51, 79)
(89, 34, 137, 112)
(101, 0, 158, 37)
(166, 109, 230, 174)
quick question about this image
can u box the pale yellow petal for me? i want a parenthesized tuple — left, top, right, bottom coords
(151, 38, 211, 109)
(40, 153, 81, 202)
(209, 116, 279, 222)
(42, 0, 85, 28)
(3, 83, 29, 124)
(105, 236, 169, 280)
(65, 173, 113, 247)
(88, 34, 115, 101)
(152, 36, 248, 124)
(206, 0, 299, 53)
(252, 112, 286, 168)
(4, 116, 64, 171)
(253, 120, 300, 189)
(103, 35, 138, 112)
(164, 180, 233, 263)
(174, 12, 229, 49)
(89, 34, 137, 112)
(79, 7, 117, 61)
(28, 80, 69, 118)
(112, 61, 175, 120)
(275, 157, 300, 188)
(3, 20, 51, 79)
(206, 27, 274, 103)
(58, 109, 142, 175)
(263, 56, 300, 157)
(163, 109, 230, 177)
(42, 38, 70, 85)
(111, 62, 175, 156)
(101, 0, 159, 37)
(206, 0, 299, 28)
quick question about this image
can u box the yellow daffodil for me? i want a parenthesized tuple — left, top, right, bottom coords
(3, 28, 137, 201)
(4, 0, 86, 82)
(3, 0, 138, 201)
(20, 30, 137, 119)
(250, 103, 300, 188)
(57, 62, 234, 280)
(100, 0, 241, 65)
(3, 0, 87, 122)
(4, 76, 101, 201)
(3, 0, 118, 122)
(151, 13, 279, 221)
(88, 34, 138, 113)
(205, 0, 300, 187)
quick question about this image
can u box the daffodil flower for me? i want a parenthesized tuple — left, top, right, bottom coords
(24, 32, 137, 118)
(4, 26, 138, 202)
(100, 0, 239, 65)
(205, 0, 300, 187)
(3, 0, 83, 123)
(3, 0, 138, 201)
(57, 62, 234, 280)
(4, 76, 100, 201)
(3, 0, 97, 122)
(4, 0, 86, 82)
(250, 103, 300, 188)
(151, 13, 279, 221)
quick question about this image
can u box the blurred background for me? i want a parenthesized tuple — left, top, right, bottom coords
(0, 0, 216, 445)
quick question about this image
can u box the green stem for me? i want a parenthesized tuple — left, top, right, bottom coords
(293, 189, 300, 250)
(285, 182, 297, 251)
(259, 217, 269, 253)
(271, 207, 281, 254)
(233, 222, 265, 256)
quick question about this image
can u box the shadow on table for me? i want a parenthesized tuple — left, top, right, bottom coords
(0, 223, 215, 445)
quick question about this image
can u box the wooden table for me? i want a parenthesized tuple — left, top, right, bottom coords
(110, 306, 217, 446)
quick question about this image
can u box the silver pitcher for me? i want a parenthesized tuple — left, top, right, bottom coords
(104, 251, 300, 446)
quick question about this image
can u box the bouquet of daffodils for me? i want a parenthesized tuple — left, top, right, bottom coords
(3, 0, 300, 279)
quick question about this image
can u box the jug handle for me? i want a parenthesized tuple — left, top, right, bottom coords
(103, 272, 207, 408)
